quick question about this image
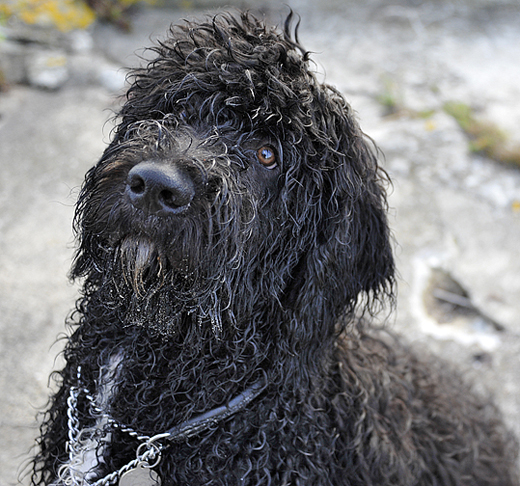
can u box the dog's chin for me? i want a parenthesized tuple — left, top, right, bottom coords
(116, 238, 187, 338)
(116, 235, 222, 339)
(122, 277, 224, 340)
(124, 287, 187, 338)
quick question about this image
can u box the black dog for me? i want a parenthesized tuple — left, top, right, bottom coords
(32, 11, 518, 486)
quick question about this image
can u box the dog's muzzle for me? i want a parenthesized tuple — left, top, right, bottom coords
(126, 161, 195, 216)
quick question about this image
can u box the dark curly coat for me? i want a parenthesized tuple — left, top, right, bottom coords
(32, 10, 518, 486)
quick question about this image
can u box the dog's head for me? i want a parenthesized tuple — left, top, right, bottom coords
(72, 11, 394, 340)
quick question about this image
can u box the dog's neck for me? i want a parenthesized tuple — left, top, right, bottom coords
(60, 359, 268, 486)
(69, 279, 338, 438)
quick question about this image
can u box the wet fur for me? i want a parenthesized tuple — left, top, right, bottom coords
(32, 10, 518, 486)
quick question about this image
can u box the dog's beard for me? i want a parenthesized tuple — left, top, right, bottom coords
(99, 224, 243, 338)
(118, 235, 188, 337)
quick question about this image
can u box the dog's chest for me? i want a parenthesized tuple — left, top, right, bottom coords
(57, 353, 267, 486)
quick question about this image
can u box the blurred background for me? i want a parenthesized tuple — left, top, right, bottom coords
(1, 0, 519, 483)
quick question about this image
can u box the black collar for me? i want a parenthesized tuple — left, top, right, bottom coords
(165, 376, 268, 443)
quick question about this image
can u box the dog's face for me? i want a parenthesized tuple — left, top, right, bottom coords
(72, 12, 394, 338)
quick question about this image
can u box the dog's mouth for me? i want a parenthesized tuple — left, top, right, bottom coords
(118, 234, 197, 294)
(119, 235, 165, 294)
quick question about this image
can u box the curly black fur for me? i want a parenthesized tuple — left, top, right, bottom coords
(32, 10, 518, 486)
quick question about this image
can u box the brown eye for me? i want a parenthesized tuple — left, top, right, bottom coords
(257, 146, 277, 169)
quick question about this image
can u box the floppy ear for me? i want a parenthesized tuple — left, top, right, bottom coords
(288, 87, 395, 336)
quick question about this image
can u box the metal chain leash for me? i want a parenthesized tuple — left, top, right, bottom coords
(61, 367, 165, 486)
(65, 378, 82, 463)
(82, 389, 152, 443)
(60, 366, 266, 485)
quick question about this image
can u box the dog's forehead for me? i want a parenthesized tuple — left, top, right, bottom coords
(118, 12, 330, 162)
(147, 14, 311, 100)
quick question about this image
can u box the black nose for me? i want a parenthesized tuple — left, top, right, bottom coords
(126, 162, 195, 216)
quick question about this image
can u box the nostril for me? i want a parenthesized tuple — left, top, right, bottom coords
(128, 173, 146, 195)
(125, 162, 195, 216)
(160, 189, 183, 209)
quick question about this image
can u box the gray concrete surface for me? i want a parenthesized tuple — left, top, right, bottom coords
(1, 1, 520, 484)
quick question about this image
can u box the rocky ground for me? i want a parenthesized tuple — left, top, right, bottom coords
(1, 0, 519, 484)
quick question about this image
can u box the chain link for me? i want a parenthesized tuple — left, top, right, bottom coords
(66, 385, 82, 461)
